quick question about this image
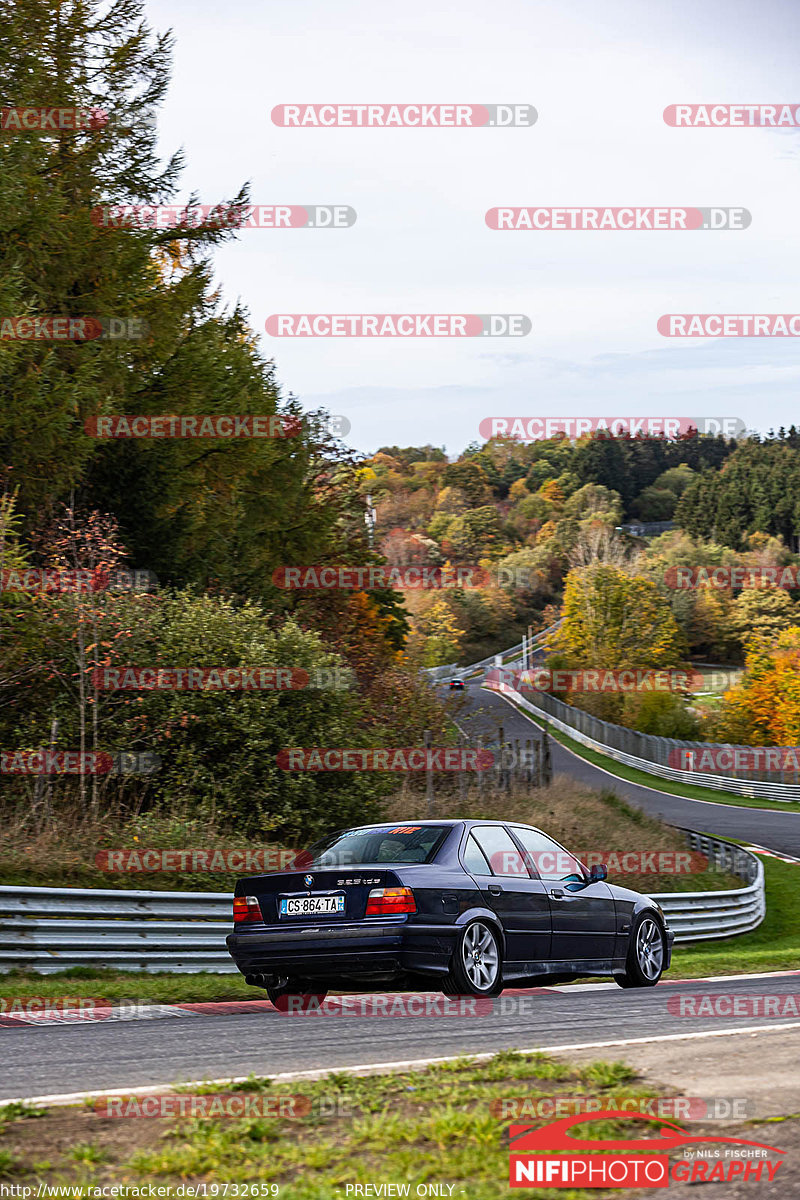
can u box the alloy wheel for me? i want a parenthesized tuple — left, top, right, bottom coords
(460, 921, 500, 991)
(635, 917, 664, 981)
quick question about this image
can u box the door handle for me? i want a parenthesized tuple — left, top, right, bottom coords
(550, 888, 565, 899)
(488, 884, 503, 895)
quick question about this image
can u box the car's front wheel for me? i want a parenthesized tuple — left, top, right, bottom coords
(442, 919, 504, 997)
(266, 977, 329, 1010)
(614, 913, 665, 988)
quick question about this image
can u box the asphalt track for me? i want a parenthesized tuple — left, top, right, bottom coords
(2, 973, 800, 1102)
(457, 681, 800, 856)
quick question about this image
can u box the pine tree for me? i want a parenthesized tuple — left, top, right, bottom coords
(0, 0, 339, 592)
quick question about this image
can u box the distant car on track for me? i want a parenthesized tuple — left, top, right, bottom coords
(448, 678, 465, 690)
(226, 820, 674, 1007)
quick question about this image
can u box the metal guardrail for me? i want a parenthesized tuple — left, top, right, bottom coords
(0, 885, 236, 974)
(425, 621, 563, 684)
(0, 831, 765, 973)
(615, 520, 677, 538)
(656, 830, 764, 942)
(485, 672, 800, 800)
(424, 663, 459, 682)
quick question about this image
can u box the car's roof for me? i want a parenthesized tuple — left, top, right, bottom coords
(333, 820, 461, 829)
(334, 819, 540, 830)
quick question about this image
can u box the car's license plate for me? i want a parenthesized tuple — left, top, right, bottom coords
(279, 894, 345, 918)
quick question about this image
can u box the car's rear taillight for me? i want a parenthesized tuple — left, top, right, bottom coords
(365, 886, 416, 916)
(233, 895, 263, 923)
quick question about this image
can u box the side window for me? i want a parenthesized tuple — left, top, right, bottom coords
(471, 826, 529, 878)
(512, 828, 585, 882)
(462, 834, 492, 876)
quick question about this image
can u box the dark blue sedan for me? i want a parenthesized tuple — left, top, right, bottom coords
(226, 819, 673, 1006)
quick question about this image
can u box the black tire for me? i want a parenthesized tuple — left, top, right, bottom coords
(614, 912, 666, 989)
(266, 977, 329, 1010)
(442, 919, 504, 997)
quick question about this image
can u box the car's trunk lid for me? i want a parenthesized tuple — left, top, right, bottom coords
(239, 867, 404, 925)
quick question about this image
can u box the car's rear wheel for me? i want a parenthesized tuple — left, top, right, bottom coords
(266, 977, 329, 1010)
(442, 919, 504, 997)
(614, 913, 665, 989)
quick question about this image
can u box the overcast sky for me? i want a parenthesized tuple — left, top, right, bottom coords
(145, 0, 800, 455)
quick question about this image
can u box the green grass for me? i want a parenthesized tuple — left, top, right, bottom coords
(0, 1149, 19, 1178)
(499, 690, 800, 812)
(0, 1102, 46, 1122)
(0, 968, 255, 1004)
(67, 1143, 110, 1166)
(0, 1051, 669, 1198)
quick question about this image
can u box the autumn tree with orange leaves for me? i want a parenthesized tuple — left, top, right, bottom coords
(712, 627, 800, 746)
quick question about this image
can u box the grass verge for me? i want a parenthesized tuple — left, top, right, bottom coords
(0, 968, 254, 1004)
(0, 1050, 673, 1198)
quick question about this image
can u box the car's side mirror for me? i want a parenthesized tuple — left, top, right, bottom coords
(588, 863, 608, 882)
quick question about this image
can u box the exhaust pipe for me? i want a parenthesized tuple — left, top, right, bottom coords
(245, 973, 267, 987)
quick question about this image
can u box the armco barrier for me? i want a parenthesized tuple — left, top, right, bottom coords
(655, 830, 764, 942)
(484, 671, 800, 801)
(0, 885, 235, 974)
(426, 620, 562, 684)
(0, 833, 764, 972)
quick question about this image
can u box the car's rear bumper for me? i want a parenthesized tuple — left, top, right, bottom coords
(226, 921, 459, 981)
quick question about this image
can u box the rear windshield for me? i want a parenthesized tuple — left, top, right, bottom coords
(307, 824, 452, 867)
